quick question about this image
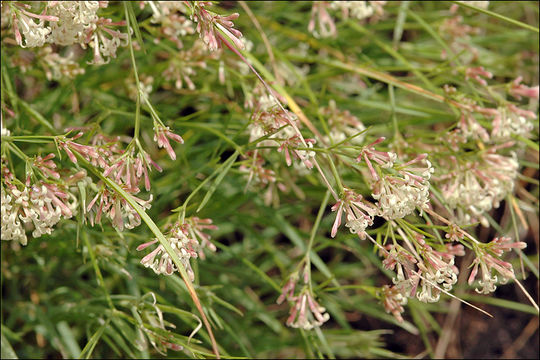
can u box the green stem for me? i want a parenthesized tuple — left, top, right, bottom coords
(326, 155, 344, 196)
(305, 190, 331, 266)
(124, 2, 142, 141)
(452, 1, 539, 33)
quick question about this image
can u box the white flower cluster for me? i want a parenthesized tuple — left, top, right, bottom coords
(138, 218, 217, 280)
(248, 98, 298, 146)
(145, 1, 188, 24)
(416, 259, 458, 303)
(1, 183, 75, 246)
(7, 2, 128, 66)
(1, 188, 27, 245)
(440, 152, 518, 226)
(456, 1, 490, 9)
(331, 1, 373, 20)
(473, 259, 498, 294)
(18, 14, 50, 47)
(492, 108, 534, 140)
(140, 230, 197, 280)
(373, 155, 434, 220)
(374, 178, 429, 220)
(47, 1, 103, 46)
(143, 1, 194, 49)
(330, 1, 386, 20)
(287, 292, 330, 330)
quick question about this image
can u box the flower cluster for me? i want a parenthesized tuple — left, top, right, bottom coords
(58, 132, 166, 230)
(6, 1, 128, 65)
(331, 188, 377, 239)
(142, 1, 195, 49)
(320, 100, 366, 145)
(37, 46, 85, 80)
(379, 285, 408, 323)
(330, 1, 386, 21)
(468, 237, 526, 294)
(137, 217, 218, 280)
(161, 40, 210, 90)
(277, 271, 330, 330)
(358, 140, 434, 220)
(308, 1, 387, 38)
(103, 147, 162, 192)
(490, 103, 536, 140)
(1, 157, 76, 246)
(437, 143, 518, 226)
(415, 237, 462, 302)
(246, 95, 317, 173)
(86, 186, 152, 231)
(188, 1, 244, 51)
(378, 231, 465, 321)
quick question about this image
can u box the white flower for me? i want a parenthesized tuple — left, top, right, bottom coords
(139, 232, 196, 281)
(1, 188, 27, 245)
(440, 151, 518, 226)
(457, 1, 489, 9)
(48, 1, 102, 45)
(492, 108, 534, 140)
(1, 124, 10, 137)
(16, 11, 51, 48)
(373, 176, 430, 220)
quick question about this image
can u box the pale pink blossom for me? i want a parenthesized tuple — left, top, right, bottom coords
(510, 76, 539, 100)
(153, 124, 184, 160)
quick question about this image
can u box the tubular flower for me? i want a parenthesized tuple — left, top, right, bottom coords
(285, 291, 330, 330)
(1, 176, 75, 245)
(437, 144, 518, 226)
(153, 124, 184, 161)
(189, 2, 244, 51)
(468, 237, 526, 294)
(371, 154, 434, 220)
(86, 186, 152, 231)
(330, 188, 377, 239)
(137, 218, 218, 279)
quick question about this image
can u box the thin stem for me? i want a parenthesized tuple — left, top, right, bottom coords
(452, 1, 539, 33)
(326, 154, 344, 196)
(124, 2, 142, 141)
(305, 190, 331, 264)
(238, 1, 283, 85)
(424, 207, 480, 245)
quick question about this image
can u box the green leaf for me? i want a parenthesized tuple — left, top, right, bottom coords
(197, 151, 238, 212)
(1, 327, 18, 360)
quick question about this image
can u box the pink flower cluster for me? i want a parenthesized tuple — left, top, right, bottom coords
(188, 2, 244, 51)
(137, 217, 218, 280)
(1, 156, 76, 246)
(277, 271, 330, 330)
(468, 237, 526, 294)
